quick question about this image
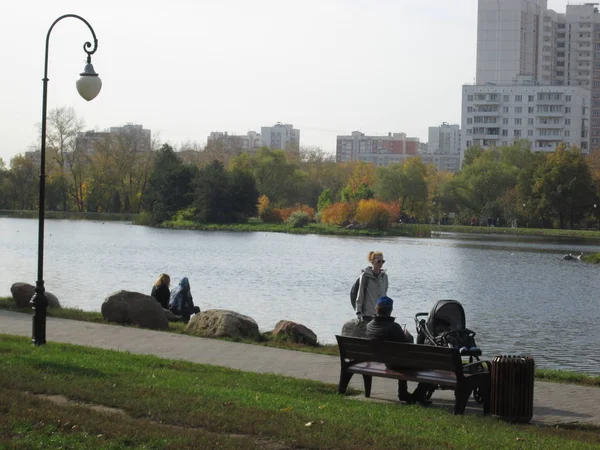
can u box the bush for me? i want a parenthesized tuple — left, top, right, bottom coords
(173, 207, 196, 222)
(355, 199, 391, 229)
(278, 204, 315, 222)
(320, 202, 354, 226)
(286, 211, 310, 228)
(261, 208, 282, 223)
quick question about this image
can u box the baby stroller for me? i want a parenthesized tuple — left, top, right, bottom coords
(414, 299, 487, 403)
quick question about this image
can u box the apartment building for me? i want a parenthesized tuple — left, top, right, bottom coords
(206, 131, 261, 153)
(260, 123, 300, 151)
(461, 84, 589, 163)
(463, 0, 600, 160)
(335, 131, 420, 166)
(423, 123, 462, 172)
(76, 124, 151, 154)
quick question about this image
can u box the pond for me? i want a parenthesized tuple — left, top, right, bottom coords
(1, 218, 599, 374)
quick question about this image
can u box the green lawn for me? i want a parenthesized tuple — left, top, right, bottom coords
(0, 335, 598, 449)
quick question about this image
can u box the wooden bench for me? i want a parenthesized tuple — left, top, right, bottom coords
(336, 335, 491, 415)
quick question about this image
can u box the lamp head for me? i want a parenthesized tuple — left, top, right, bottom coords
(76, 62, 102, 101)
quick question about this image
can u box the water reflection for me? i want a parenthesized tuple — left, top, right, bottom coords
(1, 218, 598, 374)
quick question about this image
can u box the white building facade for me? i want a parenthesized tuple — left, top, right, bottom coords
(260, 123, 300, 151)
(461, 84, 589, 164)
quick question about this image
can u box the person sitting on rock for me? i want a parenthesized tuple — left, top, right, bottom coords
(168, 277, 200, 321)
(151, 273, 171, 309)
(366, 296, 431, 405)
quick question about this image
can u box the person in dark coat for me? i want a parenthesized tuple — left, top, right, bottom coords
(366, 296, 432, 405)
(168, 277, 200, 321)
(151, 273, 171, 309)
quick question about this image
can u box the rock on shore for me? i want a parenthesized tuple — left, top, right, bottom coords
(10, 282, 61, 309)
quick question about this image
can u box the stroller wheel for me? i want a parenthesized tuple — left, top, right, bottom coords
(473, 386, 484, 404)
(424, 386, 435, 400)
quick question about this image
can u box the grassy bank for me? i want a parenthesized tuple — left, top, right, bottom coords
(1, 335, 599, 450)
(161, 220, 433, 237)
(1, 297, 597, 386)
(0, 210, 137, 222)
(582, 252, 600, 264)
(432, 224, 600, 240)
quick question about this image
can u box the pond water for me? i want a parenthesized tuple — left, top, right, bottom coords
(1, 218, 599, 374)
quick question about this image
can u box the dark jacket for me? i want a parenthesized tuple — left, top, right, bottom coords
(151, 284, 170, 309)
(168, 277, 196, 317)
(366, 315, 411, 343)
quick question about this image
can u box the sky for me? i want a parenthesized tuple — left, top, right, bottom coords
(0, 0, 571, 163)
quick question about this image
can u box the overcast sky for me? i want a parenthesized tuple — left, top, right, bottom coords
(0, 0, 570, 163)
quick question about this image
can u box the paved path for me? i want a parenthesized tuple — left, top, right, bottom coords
(1, 310, 598, 426)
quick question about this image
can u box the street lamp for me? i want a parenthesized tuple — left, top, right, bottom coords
(31, 14, 102, 346)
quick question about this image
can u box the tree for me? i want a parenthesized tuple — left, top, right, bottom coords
(45, 107, 85, 211)
(8, 154, 38, 210)
(533, 145, 596, 229)
(142, 145, 197, 224)
(462, 145, 484, 168)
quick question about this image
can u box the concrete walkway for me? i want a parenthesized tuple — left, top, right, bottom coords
(1, 309, 598, 426)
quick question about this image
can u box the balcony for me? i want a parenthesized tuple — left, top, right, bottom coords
(536, 110, 564, 117)
(536, 122, 563, 129)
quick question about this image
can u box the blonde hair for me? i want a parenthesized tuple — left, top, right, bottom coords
(368, 251, 384, 264)
(154, 273, 170, 287)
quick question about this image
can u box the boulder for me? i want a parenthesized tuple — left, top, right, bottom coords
(272, 320, 318, 346)
(341, 318, 368, 338)
(101, 290, 169, 330)
(186, 309, 260, 341)
(10, 282, 61, 309)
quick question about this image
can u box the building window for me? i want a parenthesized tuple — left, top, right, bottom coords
(467, 118, 473, 124)
(528, 118, 534, 125)
(515, 107, 522, 113)
(565, 118, 571, 125)
(528, 95, 535, 102)
(565, 95, 571, 102)
(514, 130, 521, 137)
(528, 130, 534, 137)
(502, 129, 508, 136)
(468, 95, 473, 101)
(515, 95, 523, 102)
(565, 130, 570, 137)
(503, 106, 509, 113)
(503, 95, 510, 102)
(528, 107, 534, 113)
(468, 106, 473, 112)
(514, 118, 522, 125)
(503, 118, 509, 125)
(565, 107, 571, 113)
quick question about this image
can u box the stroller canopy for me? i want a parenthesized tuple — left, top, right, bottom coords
(427, 299, 466, 336)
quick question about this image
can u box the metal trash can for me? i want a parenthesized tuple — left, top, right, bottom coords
(491, 355, 534, 423)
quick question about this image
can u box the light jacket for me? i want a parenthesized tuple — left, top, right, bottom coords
(355, 267, 388, 317)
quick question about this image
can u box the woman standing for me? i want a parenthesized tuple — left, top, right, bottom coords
(355, 251, 389, 323)
(151, 273, 171, 309)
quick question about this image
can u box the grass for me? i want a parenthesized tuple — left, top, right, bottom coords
(161, 220, 433, 237)
(1, 297, 598, 386)
(0, 210, 137, 222)
(582, 253, 600, 264)
(432, 224, 600, 240)
(1, 335, 599, 449)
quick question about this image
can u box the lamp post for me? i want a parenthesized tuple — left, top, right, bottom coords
(31, 14, 102, 346)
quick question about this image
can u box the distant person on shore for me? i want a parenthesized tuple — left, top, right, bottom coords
(355, 251, 389, 323)
(151, 273, 171, 309)
(168, 277, 200, 321)
(366, 296, 431, 405)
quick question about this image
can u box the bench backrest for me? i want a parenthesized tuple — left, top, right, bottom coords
(336, 335, 463, 376)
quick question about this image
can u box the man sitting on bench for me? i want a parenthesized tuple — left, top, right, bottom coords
(366, 296, 432, 405)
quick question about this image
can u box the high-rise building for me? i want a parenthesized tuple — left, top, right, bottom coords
(75, 124, 151, 154)
(260, 123, 300, 151)
(463, 1, 600, 161)
(206, 131, 261, 153)
(424, 123, 461, 172)
(335, 131, 420, 166)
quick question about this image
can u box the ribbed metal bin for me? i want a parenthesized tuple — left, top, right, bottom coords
(491, 355, 534, 423)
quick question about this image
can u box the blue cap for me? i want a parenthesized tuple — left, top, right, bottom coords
(376, 296, 393, 308)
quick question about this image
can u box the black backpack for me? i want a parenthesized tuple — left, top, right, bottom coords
(350, 273, 368, 310)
